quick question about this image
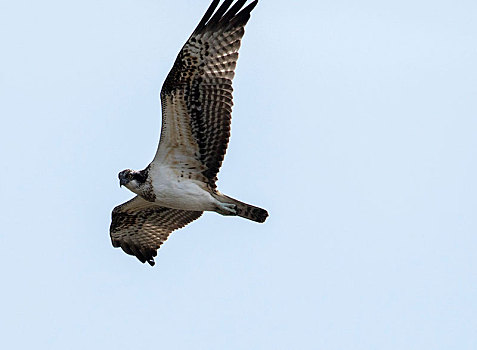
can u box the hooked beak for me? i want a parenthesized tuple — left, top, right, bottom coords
(120, 178, 128, 187)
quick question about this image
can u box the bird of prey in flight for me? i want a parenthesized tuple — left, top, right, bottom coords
(110, 0, 268, 266)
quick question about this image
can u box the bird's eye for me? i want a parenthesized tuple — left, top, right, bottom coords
(128, 174, 133, 180)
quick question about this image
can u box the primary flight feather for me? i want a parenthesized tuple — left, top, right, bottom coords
(110, 0, 267, 266)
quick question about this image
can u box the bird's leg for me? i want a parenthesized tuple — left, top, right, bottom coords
(215, 202, 237, 216)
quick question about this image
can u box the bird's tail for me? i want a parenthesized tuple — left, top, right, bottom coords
(214, 193, 269, 223)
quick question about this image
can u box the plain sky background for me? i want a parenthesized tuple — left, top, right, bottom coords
(1, 0, 476, 348)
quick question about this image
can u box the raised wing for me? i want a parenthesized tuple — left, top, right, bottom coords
(154, 0, 258, 188)
(110, 196, 202, 266)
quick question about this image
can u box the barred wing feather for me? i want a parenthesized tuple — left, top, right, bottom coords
(110, 196, 202, 265)
(154, 0, 258, 188)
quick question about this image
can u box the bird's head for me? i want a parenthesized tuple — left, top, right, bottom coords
(118, 169, 143, 193)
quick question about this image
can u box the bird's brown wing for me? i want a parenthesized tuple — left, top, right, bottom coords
(153, 0, 258, 188)
(110, 196, 202, 266)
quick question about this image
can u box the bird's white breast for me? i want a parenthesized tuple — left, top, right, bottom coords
(148, 164, 217, 211)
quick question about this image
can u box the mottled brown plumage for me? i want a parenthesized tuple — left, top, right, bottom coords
(155, 0, 258, 188)
(111, 197, 202, 266)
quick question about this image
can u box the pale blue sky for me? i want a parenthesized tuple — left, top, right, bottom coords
(1, 0, 476, 349)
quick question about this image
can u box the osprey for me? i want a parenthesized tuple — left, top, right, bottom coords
(110, 0, 268, 266)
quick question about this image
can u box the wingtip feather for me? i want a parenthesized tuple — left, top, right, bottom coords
(193, 0, 221, 33)
(193, 0, 259, 34)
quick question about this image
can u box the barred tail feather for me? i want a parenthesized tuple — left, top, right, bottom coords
(215, 194, 269, 223)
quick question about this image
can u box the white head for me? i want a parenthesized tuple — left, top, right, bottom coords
(118, 169, 146, 194)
